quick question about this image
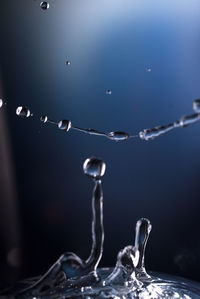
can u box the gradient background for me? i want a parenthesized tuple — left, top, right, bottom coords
(0, 0, 200, 290)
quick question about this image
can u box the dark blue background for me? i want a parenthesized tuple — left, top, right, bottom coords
(0, 0, 200, 288)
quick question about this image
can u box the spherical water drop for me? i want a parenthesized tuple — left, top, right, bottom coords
(16, 106, 31, 118)
(146, 68, 151, 72)
(193, 99, 200, 113)
(66, 61, 71, 66)
(108, 131, 130, 141)
(83, 157, 106, 179)
(40, 116, 48, 123)
(58, 120, 72, 131)
(0, 99, 3, 108)
(40, 1, 49, 10)
(106, 89, 112, 95)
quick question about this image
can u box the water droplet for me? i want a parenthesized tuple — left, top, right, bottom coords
(108, 131, 130, 141)
(193, 99, 200, 113)
(146, 67, 151, 72)
(106, 89, 112, 95)
(0, 99, 3, 108)
(179, 113, 200, 127)
(58, 120, 72, 131)
(66, 61, 71, 66)
(83, 157, 106, 180)
(40, 115, 48, 123)
(40, 1, 49, 10)
(139, 123, 175, 141)
(16, 106, 31, 118)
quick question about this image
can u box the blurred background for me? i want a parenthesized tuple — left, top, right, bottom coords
(0, 0, 200, 290)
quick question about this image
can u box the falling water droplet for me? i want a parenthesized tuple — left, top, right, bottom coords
(193, 99, 200, 113)
(40, 1, 49, 10)
(40, 115, 48, 123)
(58, 120, 72, 131)
(146, 68, 151, 72)
(139, 123, 175, 141)
(179, 113, 200, 127)
(0, 99, 3, 108)
(135, 218, 152, 280)
(108, 131, 130, 141)
(16, 106, 31, 118)
(66, 61, 71, 66)
(106, 89, 112, 95)
(83, 157, 106, 180)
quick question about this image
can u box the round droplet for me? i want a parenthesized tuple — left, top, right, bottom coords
(66, 61, 71, 66)
(146, 68, 151, 72)
(58, 120, 72, 131)
(108, 131, 130, 141)
(0, 99, 3, 108)
(193, 99, 200, 113)
(83, 157, 106, 179)
(40, 115, 48, 123)
(40, 1, 49, 10)
(106, 89, 112, 95)
(16, 106, 31, 118)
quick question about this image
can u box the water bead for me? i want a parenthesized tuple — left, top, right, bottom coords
(16, 106, 31, 118)
(40, 115, 48, 123)
(66, 61, 71, 66)
(83, 157, 106, 179)
(193, 99, 200, 113)
(106, 89, 112, 95)
(40, 1, 49, 10)
(58, 120, 72, 131)
(108, 131, 130, 141)
(0, 99, 3, 108)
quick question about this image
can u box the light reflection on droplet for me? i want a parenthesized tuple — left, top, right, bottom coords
(83, 157, 106, 179)
(40, 115, 48, 123)
(0, 99, 3, 108)
(58, 120, 72, 131)
(106, 89, 112, 95)
(193, 99, 200, 113)
(66, 61, 71, 66)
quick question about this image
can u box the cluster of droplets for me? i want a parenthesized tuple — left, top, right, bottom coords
(14, 99, 200, 143)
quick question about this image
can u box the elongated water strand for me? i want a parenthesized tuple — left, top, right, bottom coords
(139, 123, 175, 141)
(134, 218, 152, 280)
(72, 126, 107, 137)
(179, 113, 200, 127)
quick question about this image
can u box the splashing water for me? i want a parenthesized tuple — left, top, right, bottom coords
(1, 157, 200, 299)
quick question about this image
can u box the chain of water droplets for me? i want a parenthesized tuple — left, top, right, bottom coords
(8, 99, 200, 142)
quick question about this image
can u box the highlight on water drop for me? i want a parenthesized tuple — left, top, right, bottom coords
(16, 106, 31, 118)
(66, 61, 71, 66)
(107, 131, 130, 141)
(0, 99, 3, 108)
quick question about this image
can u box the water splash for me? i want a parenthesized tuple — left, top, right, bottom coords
(1, 157, 200, 298)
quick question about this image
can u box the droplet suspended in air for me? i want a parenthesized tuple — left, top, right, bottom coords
(16, 106, 31, 118)
(83, 157, 106, 180)
(193, 99, 200, 113)
(40, 115, 48, 123)
(146, 67, 151, 72)
(40, 1, 49, 10)
(108, 131, 130, 141)
(66, 61, 71, 66)
(0, 99, 3, 108)
(106, 89, 112, 95)
(58, 120, 72, 131)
